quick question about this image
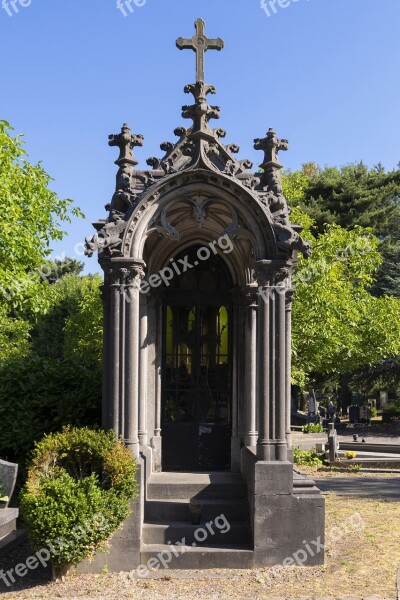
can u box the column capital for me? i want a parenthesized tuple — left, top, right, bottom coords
(100, 258, 146, 287)
(254, 260, 292, 288)
(122, 265, 146, 288)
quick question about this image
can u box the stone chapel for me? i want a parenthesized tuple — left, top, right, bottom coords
(85, 18, 324, 571)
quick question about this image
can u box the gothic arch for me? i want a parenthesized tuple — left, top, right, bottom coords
(121, 170, 279, 287)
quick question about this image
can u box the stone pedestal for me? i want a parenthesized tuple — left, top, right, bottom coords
(241, 447, 325, 567)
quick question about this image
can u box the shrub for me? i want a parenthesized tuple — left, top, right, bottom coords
(20, 427, 137, 570)
(302, 423, 324, 433)
(0, 356, 101, 470)
(382, 402, 400, 422)
(293, 447, 324, 467)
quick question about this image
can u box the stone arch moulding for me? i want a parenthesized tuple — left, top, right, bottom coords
(122, 170, 278, 280)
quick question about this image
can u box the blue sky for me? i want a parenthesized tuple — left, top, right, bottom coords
(0, 0, 399, 274)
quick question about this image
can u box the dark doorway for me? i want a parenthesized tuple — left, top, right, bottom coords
(161, 247, 233, 471)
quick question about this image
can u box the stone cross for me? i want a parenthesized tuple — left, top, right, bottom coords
(108, 123, 144, 166)
(254, 128, 289, 168)
(176, 18, 224, 83)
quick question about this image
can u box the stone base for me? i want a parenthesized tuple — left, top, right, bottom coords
(150, 436, 162, 473)
(241, 447, 325, 567)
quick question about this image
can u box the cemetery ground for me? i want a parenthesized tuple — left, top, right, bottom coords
(1, 473, 400, 600)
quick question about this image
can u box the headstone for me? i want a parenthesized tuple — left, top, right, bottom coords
(328, 423, 337, 462)
(0, 459, 18, 508)
(379, 391, 388, 409)
(308, 389, 318, 415)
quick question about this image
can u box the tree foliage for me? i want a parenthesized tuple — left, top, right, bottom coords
(0, 120, 83, 313)
(298, 162, 400, 298)
(283, 168, 400, 387)
(0, 122, 100, 468)
(31, 274, 102, 368)
(46, 258, 85, 284)
(0, 274, 103, 467)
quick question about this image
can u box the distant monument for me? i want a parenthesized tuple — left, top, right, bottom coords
(85, 18, 324, 572)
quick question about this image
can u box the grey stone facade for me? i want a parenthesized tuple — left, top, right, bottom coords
(85, 18, 324, 571)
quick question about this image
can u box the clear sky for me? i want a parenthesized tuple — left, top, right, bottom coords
(0, 0, 399, 274)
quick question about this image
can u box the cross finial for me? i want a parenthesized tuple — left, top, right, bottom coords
(108, 123, 144, 166)
(176, 18, 224, 83)
(254, 128, 289, 169)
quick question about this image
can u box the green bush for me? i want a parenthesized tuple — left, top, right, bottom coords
(382, 402, 400, 422)
(0, 356, 101, 470)
(20, 427, 137, 569)
(293, 447, 324, 467)
(370, 406, 378, 418)
(302, 423, 324, 433)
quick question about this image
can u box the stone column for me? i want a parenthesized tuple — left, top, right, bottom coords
(150, 293, 163, 471)
(243, 286, 258, 447)
(285, 289, 295, 449)
(139, 296, 148, 446)
(123, 264, 145, 459)
(100, 282, 112, 431)
(255, 261, 290, 462)
(108, 267, 122, 435)
(231, 290, 241, 472)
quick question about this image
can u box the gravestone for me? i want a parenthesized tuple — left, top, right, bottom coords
(379, 391, 388, 409)
(0, 459, 19, 546)
(0, 459, 18, 508)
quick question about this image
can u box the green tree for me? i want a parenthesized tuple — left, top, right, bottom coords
(31, 274, 102, 367)
(0, 306, 30, 362)
(0, 120, 83, 314)
(46, 258, 85, 284)
(282, 169, 400, 391)
(0, 275, 103, 467)
(300, 162, 400, 297)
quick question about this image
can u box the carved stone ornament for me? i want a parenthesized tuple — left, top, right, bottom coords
(124, 266, 146, 287)
(255, 263, 291, 288)
(85, 18, 311, 264)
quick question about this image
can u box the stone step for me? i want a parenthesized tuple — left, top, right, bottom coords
(143, 521, 251, 545)
(141, 543, 254, 570)
(145, 498, 249, 522)
(147, 472, 247, 500)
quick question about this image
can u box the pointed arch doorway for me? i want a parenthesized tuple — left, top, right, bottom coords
(161, 246, 233, 471)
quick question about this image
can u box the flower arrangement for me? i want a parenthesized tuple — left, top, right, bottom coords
(343, 451, 357, 460)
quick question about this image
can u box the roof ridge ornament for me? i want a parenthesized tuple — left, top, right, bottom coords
(108, 123, 144, 167)
(254, 128, 289, 171)
(176, 18, 224, 84)
(84, 21, 312, 262)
